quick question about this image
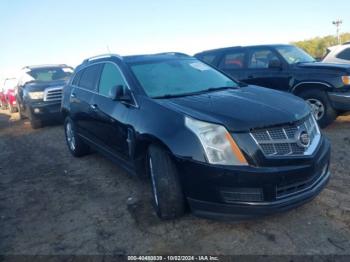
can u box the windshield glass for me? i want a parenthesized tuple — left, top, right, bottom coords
(26, 67, 73, 82)
(130, 59, 238, 98)
(276, 46, 315, 64)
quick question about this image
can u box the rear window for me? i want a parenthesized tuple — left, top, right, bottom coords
(336, 48, 350, 61)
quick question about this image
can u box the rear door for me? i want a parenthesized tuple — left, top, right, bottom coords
(241, 47, 290, 91)
(69, 64, 103, 138)
(217, 49, 247, 81)
(90, 62, 131, 160)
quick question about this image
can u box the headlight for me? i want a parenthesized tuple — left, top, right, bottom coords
(28, 91, 44, 100)
(342, 76, 350, 85)
(185, 117, 248, 166)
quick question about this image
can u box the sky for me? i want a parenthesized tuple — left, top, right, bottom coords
(1, 0, 349, 80)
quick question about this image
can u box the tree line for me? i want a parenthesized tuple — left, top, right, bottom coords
(292, 33, 350, 59)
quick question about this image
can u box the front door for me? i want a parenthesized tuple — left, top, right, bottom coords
(90, 62, 132, 160)
(242, 48, 291, 91)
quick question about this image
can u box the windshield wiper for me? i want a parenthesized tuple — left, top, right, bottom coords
(152, 86, 235, 99)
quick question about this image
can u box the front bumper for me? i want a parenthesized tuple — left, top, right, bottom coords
(328, 91, 350, 111)
(176, 137, 331, 220)
(29, 101, 62, 121)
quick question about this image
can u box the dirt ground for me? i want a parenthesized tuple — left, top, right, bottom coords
(0, 110, 350, 255)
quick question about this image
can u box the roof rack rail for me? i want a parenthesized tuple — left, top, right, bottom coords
(342, 41, 350, 45)
(155, 52, 190, 57)
(82, 53, 122, 64)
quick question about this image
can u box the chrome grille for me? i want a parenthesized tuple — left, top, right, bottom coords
(250, 114, 320, 157)
(43, 87, 63, 102)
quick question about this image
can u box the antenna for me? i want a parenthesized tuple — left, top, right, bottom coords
(106, 45, 111, 54)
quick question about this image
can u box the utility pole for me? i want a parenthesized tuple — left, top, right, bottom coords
(332, 19, 343, 44)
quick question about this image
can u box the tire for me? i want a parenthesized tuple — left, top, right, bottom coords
(30, 117, 42, 129)
(147, 145, 185, 219)
(299, 89, 337, 128)
(18, 103, 26, 120)
(64, 117, 90, 157)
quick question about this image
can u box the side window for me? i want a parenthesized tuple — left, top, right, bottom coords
(98, 63, 127, 96)
(219, 51, 246, 70)
(200, 54, 216, 65)
(248, 49, 279, 69)
(78, 64, 102, 91)
(336, 48, 350, 61)
(72, 70, 82, 86)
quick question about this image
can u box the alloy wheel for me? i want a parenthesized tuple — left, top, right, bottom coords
(307, 98, 325, 120)
(149, 157, 159, 207)
(66, 122, 76, 151)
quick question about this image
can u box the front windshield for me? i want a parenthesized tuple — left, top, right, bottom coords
(26, 67, 73, 82)
(276, 46, 315, 64)
(130, 59, 238, 98)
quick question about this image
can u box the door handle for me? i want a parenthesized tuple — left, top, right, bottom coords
(247, 75, 254, 79)
(70, 93, 76, 98)
(90, 104, 98, 110)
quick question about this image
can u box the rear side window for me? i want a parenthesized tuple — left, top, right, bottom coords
(72, 70, 82, 86)
(219, 51, 246, 70)
(248, 49, 279, 68)
(98, 63, 127, 96)
(200, 54, 216, 65)
(78, 64, 102, 91)
(336, 48, 350, 61)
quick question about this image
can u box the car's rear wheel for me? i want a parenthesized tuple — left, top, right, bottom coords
(64, 117, 90, 157)
(147, 145, 185, 219)
(299, 90, 337, 128)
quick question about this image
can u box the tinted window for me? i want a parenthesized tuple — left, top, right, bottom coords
(200, 54, 216, 65)
(219, 51, 246, 69)
(249, 49, 279, 68)
(130, 59, 237, 98)
(99, 63, 127, 96)
(336, 48, 350, 60)
(78, 64, 102, 91)
(72, 70, 83, 86)
(26, 67, 73, 82)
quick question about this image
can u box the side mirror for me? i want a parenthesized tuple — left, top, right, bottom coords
(268, 59, 282, 69)
(109, 85, 131, 102)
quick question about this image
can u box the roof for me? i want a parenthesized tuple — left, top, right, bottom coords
(195, 44, 293, 55)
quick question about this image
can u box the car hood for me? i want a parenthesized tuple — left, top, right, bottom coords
(155, 86, 310, 132)
(296, 62, 350, 73)
(25, 79, 67, 92)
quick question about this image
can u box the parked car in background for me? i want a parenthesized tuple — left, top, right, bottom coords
(322, 42, 350, 64)
(0, 81, 6, 110)
(195, 44, 350, 128)
(0, 78, 18, 112)
(61, 53, 330, 220)
(16, 64, 73, 128)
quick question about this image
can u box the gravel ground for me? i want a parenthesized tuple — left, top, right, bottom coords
(0, 110, 349, 255)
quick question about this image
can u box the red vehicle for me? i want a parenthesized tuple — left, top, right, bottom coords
(0, 78, 18, 112)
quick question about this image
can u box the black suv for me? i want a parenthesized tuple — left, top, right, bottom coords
(61, 53, 330, 220)
(16, 64, 74, 128)
(195, 44, 350, 127)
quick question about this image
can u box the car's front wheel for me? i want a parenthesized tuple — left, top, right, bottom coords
(299, 90, 337, 128)
(64, 117, 90, 157)
(147, 145, 185, 220)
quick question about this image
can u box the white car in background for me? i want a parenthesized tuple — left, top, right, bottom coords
(322, 42, 350, 64)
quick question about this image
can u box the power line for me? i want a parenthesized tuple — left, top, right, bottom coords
(332, 19, 343, 44)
